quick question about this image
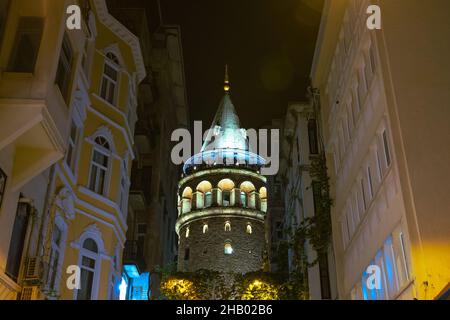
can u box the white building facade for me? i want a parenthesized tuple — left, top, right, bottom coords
(310, 0, 450, 300)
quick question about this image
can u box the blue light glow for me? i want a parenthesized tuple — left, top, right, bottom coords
(123, 264, 140, 278)
(119, 277, 128, 300)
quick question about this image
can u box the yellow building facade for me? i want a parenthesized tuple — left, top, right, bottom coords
(0, 0, 145, 300)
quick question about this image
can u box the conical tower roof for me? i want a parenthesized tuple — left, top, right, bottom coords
(201, 66, 249, 152)
(201, 93, 248, 152)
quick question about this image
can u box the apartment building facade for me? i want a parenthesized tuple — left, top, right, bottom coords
(280, 102, 337, 299)
(0, 0, 145, 299)
(107, 0, 189, 299)
(310, 0, 450, 299)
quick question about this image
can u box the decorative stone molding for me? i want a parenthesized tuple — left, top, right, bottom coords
(71, 223, 106, 256)
(102, 43, 125, 67)
(93, 0, 146, 82)
(87, 125, 117, 153)
(55, 187, 76, 220)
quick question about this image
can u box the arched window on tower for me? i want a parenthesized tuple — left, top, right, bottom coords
(224, 221, 231, 232)
(185, 226, 190, 238)
(205, 192, 212, 207)
(246, 223, 252, 234)
(218, 179, 234, 206)
(203, 224, 208, 234)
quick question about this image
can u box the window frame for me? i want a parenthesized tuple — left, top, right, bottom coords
(88, 137, 111, 196)
(55, 33, 74, 103)
(100, 53, 120, 106)
(75, 238, 101, 300)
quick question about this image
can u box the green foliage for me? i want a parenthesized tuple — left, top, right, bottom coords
(160, 269, 227, 300)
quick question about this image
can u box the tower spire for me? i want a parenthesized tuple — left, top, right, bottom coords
(224, 64, 230, 92)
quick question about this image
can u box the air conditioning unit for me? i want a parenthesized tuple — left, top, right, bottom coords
(20, 286, 39, 300)
(23, 257, 39, 280)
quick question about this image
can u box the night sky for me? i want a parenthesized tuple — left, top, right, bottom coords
(160, 0, 324, 129)
(109, 0, 324, 129)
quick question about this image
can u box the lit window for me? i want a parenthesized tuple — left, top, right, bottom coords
(185, 226, 189, 238)
(100, 53, 119, 105)
(224, 243, 233, 255)
(223, 191, 231, 206)
(224, 221, 231, 232)
(203, 224, 208, 234)
(246, 224, 252, 234)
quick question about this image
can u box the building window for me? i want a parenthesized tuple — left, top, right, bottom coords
(308, 119, 319, 155)
(5, 198, 30, 281)
(376, 149, 383, 181)
(66, 120, 80, 173)
(119, 160, 128, 216)
(0, 0, 10, 46)
(77, 238, 99, 300)
(224, 242, 233, 255)
(203, 224, 208, 234)
(240, 192, 247, 208)
(382, 130, 391, 167)
(81, 37, 92, 77)
(318, 252, 331, 299)
(246, 223, 252, 234)
(224, 221, 231, 232)
(55, 33, 73, 102)
(312, 181, 322, 214)
(205, 192, 212, 207)
(383, 236, 398, 298)
(0, 167, 6, 209)
(398, 232, 410, 285)
(8, 17, 44, 73)
(222, 190, 231, 206)
(47, 221, 65, 291)
(360, 178, 367, 211)
(100, 53, 119, 105)
(367, 166, 374, 199)
(185, 226, 189, 238)
(184, 248, 190, 260)
(89, 137, 110, 195)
